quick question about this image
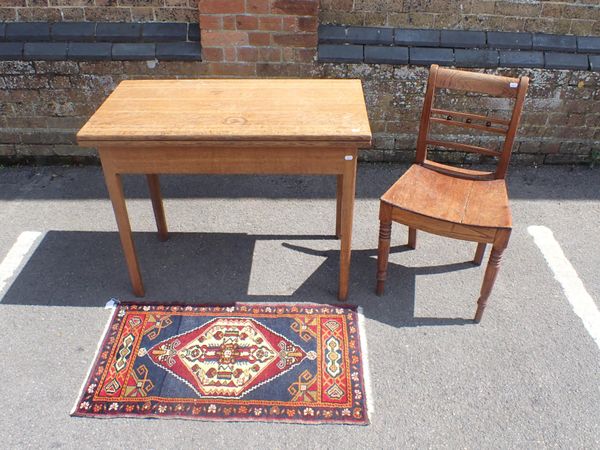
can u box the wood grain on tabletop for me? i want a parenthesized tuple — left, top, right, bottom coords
(77, 79, 372, 144)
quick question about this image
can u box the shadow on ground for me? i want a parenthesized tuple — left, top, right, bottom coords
(0, 164, 599, 201)
(2, 230, 477, 327)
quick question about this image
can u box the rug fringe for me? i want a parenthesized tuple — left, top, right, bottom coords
(104, 297, 120, 309)
(70, 303, 119, 415)
(357, 306, 374, 417)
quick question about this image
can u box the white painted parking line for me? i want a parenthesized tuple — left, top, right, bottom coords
(528, 225, 600, 349)
(0, 231, 43, 299)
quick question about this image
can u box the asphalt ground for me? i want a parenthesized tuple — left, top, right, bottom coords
(0, 164, 598, 449)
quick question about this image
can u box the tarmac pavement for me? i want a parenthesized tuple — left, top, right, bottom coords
(0, 164, 598, 449)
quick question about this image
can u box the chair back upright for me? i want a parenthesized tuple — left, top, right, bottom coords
(415, 64, 530, 180)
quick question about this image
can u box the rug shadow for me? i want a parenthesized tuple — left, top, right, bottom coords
(1, 230, 477, 327)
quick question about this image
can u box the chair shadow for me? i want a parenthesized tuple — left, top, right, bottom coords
(1, 230, 476, 328)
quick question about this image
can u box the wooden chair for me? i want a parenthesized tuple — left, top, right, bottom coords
(375, 64, 529, 323)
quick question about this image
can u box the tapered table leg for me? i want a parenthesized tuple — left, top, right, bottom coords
(102, 165, 145, 297)
(335, 174, 343, 239)
(147, 174, 168, 241)
(338, 154, 357, 301)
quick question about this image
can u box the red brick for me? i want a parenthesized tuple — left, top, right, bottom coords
(281, 47, 294, 61)
(223, 15, 236, 30)
(259, 16, 283, 31)
(272, 0, 318, 16)
(248, 31, 271, 46)
(202, 30, 249, 46)
(256, 62, 313, 77)
(272, 32, 317, 48)
(298, 16, 318, 32)
(223, 47, 236, 62)
(236, 14, 258, 30)
(237, 46, 259, 61)
(198, 0, 245, 14)
(199, 15, 223, 30)
(202, 47, 224, 62)
(245, 0, 270, 14)
(258, 47, 282, 62)
(207, 62, 257, 76)
(282, 16, 298, 31)
(292, 47, 316, 62)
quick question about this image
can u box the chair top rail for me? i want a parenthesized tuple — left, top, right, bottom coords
(435, 67, 520, 98)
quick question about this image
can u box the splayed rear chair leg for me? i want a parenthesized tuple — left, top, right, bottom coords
(408, 227, 417, 249)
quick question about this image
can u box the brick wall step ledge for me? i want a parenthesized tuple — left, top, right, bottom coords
(0, 41, 200, 61)
(318, 44, 594, 71)
(0, 21, 201, 61)
(319, 25, 600, 54)
(0, 21, 200, 43)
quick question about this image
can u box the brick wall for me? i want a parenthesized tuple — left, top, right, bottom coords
(0, 0, 198, 23)
(321, 0, 600, 36)
(3, 59, 598, 165)
(1, 1, 599, 165)
(199, 0, 318, 76)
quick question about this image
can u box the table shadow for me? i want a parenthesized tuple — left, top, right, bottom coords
(1, 230, 477, 327)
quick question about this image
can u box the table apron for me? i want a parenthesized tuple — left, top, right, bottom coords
(98, 146, 358, 175)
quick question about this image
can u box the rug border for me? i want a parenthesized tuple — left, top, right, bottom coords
(70, 303, 119, 415)
(357, 306, 373, 417)
(71, 410, 367, 425)
(71, 299, 369, 425)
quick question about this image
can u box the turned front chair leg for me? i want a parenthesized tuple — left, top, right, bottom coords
(376, 203, 393, 296)
(474, 231, 510, 323)
(473, 242, 486, 265)
(408, 227, 417, 249)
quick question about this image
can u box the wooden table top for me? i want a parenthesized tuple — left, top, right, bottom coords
(77, 79, 372, 146)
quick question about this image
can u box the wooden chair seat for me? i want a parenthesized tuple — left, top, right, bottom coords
(381, 164, 511, 233)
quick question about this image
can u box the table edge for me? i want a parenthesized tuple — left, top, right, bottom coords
(76, 137, 373, 148)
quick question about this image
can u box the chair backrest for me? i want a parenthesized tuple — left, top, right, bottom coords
(415, 64, 529, 180)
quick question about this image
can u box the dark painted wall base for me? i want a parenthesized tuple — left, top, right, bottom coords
(0, 21, 201, 61)
(319, 25, 600, 71)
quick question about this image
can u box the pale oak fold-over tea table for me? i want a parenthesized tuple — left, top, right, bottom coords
(77, 79, 372, 301)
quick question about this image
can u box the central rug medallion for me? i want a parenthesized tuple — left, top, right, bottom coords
(147, 317, 309, 398)
(73, 302, 369, 424)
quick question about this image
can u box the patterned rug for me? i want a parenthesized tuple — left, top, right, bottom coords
(72, 302, 370, 424)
